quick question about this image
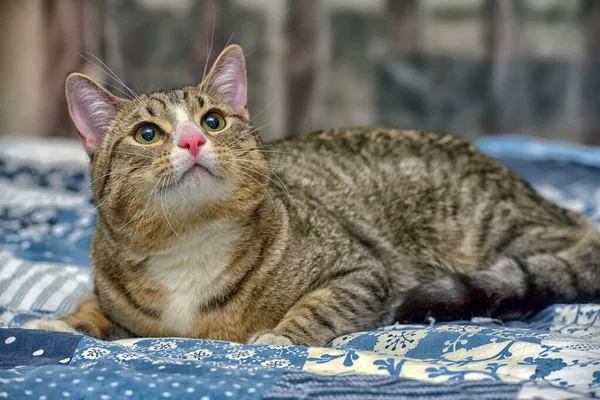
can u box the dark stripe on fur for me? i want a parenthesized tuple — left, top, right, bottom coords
(310, 266, 365, 291)
(494, 226, 522, 254)
(477, 210, 495, 248)
(307, 305, 336, 333)
(334, 287, 365, 316)
(150, 96, 167, 109)
(357, 275, 389, 304)
(98, 136, 126, 200)
(287, 319, 315, 341)
(202, 231, 270, 310)
(557, 255, 581, 294)
(101, 269, 161, 319)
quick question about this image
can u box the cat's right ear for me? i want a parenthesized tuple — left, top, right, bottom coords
(65, 73, 123, 155)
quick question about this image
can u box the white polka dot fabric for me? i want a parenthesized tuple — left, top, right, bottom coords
(2, 135, 600, 399)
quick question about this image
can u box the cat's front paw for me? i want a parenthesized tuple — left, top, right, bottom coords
(22, 319, 80, 334)
(248, 332, 294, 346)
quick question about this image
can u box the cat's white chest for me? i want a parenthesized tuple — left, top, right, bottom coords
(145, 221, 242, 335)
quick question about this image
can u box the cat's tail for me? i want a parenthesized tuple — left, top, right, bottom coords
(395, 225, 600, 323)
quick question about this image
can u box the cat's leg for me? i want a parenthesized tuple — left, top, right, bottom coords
(22, 291, 128, 340)
(249, 269, 391, 347)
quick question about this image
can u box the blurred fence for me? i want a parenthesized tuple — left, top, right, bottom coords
(0, 0, 598, 144)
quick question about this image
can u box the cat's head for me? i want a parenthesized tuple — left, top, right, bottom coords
(66, 45, 269, 251)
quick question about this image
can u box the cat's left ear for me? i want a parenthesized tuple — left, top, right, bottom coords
(65, 73, 125, 155)
(201, 45, 249, 120)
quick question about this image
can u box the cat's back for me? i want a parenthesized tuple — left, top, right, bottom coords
(267, 127, 494, 194)
(266, 127, 582, 274)
(270, 127, 481, 168)
(268, 127, 577, 225)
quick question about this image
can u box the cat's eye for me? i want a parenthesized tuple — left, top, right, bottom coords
(201, 112, 225, 132)
(134, 125, 163, 144)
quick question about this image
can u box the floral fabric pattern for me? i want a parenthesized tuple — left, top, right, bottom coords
(1, 136, 600, 399)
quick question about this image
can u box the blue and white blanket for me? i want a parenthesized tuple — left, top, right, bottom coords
(1, 135, 599, 399)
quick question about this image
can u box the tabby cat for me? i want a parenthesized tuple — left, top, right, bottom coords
(24, 45, 600, 347)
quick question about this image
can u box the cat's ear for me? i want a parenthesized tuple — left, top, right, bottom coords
(201, 45, 249, 120)
(65, 73, 124, 155)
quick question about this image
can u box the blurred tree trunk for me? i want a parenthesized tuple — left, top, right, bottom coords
(286, 0, 330, 136)
(44, 0, 99, 137)
(581, 0, 600, 145)
(482, 0, 524, 135)
(0, 0, 99, 137)
(385, 0, 423, 53)
(376, 0, 427, 132)
(192, 0, 233, 84)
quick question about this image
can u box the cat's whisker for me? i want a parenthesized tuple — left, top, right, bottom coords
(92, 170, 147, 212)
(224, 161, 297, 209)
(245, 143, 283, 152)
(219, 163, 239, 189)
(218, 155, 287, 173)
(94, 80, 135, 100)
(159, 176, 182, 240)
(222, 166, 235, 190)
(126, 178, 163, 243)
(77, 53, 140, 102)
(225, 165, 277, 213)
(224, 31, 235, 50)
(221, 165, 257, 196)
(202, 0, 217, 84)
(222, 123, 272, 148)
(175, 177, 190, 216)
(93, 194, 112, 211)
(80, 168, 139, 193)
(132, 81, 142, 98)
(249, 122, 272, 134)
(218, 157, 285, 169)
(222, 164, 278, 215)
(108, 150, 159, 160)
(83, 52, 141, 101)
(249, 100, 273, 124)
(227, 123, 272, 146)
(231, 148, 300, 158)
(224, 160, 293, 209)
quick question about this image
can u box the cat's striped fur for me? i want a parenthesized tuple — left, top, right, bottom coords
(24, 45, 600, 346)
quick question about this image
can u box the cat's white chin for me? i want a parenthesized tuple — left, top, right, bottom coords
(163, 167, 227, 206)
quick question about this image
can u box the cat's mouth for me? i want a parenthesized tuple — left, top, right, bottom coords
(181, 162, 221, 182)
(189, 164, 211, 175)
(161, 158, 224, 192)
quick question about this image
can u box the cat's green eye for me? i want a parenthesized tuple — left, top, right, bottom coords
(134, 125, 163, 144)
(201, 112, 226, 132)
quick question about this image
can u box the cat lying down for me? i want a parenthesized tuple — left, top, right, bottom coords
(24, 45, 600, 347)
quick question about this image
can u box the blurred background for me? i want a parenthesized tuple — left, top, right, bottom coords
(0, 0, 598, 144)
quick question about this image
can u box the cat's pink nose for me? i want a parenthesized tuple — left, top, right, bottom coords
(178, 134, 206, 157)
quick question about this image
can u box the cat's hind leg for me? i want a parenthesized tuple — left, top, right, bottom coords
(22, 291, 127, 340)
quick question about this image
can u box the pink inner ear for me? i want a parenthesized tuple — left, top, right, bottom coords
(67, 77, 118, 154)
(205, 49, 248, 119)
(224, 57, 247, 112)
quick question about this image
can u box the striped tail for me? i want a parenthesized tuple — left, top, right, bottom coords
(395, 228, 600, 323)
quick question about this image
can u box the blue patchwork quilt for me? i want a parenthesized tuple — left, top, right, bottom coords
(1, 135, 599, 399)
